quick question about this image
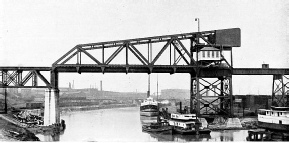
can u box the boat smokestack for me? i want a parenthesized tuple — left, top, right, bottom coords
(147, 91, 150, 98)
(180, 102, 182, 113)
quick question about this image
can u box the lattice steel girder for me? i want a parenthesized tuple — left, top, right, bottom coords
(191, 76, 233, 117)
(272, 75, 289, 107)
(0, 67, 51, 88)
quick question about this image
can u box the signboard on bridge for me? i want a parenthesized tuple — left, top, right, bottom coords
(215, 28, 241, 47)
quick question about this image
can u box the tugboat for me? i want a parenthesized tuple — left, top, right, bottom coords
(257, 106, 289, 131)
(168, 113, 211, 135)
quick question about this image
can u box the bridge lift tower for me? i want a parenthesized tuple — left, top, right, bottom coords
(190, 28, 240, 117)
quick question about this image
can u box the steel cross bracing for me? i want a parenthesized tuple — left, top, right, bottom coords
(272, 75, 289, 107)
(191, 77, 233, 116)
(0, 67, 51, 88)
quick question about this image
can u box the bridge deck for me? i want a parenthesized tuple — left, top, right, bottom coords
(54, 65, 288, 74)
(233, 68, 289, 75)
(1, 66, 288, 75)
(0, 66, 288, 88)
(0, 67, 51, 71)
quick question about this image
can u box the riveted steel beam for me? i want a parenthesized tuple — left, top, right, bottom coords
(233, 68, 289, 75)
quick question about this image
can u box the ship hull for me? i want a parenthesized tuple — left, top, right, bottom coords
(258, 121, 289, 131)
(142, 124, 172, 134)
(140, 105, 158, 112)
(172, 127, 211, 135)
(140, 111, 159, 117)
(140, 104, 158, 117)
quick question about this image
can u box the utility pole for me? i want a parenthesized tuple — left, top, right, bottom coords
(195, 18, 200, 32)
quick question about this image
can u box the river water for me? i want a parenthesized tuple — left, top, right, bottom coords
(36, 107, 249, 142)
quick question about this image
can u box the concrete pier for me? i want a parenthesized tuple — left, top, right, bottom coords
(44, 89, 60, 126)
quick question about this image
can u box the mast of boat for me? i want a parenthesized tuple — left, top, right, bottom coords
(157, 74, 161, 123)
(147, 42, 152, 98)
(157, 74, 159, 101)
(147, 75, 150, 98)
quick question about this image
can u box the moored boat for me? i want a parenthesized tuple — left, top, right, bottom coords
(168, 113, 211, 135)
(142, 122, 172, 134)
(257, 106, 289, 131)
(140, 97, 158, 117)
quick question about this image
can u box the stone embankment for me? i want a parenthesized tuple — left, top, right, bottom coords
(207, 117, 257, 130)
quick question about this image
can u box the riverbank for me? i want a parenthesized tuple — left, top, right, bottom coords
(0, 103, 137, 141)
(60, 103, 137, 113)
(0, 114, 40, 141)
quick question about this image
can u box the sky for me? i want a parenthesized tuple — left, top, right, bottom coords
(1, 0, 289, 95)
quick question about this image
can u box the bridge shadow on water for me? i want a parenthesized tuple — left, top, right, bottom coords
(143, 131, 211, 142)
(35, 127, 65, 141)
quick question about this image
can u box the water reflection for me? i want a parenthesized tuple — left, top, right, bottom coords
(36, 128, 65, 142)
(143, 131, 212, 142)
(210, 130, 248, 142)
(42, 133, 60, 142)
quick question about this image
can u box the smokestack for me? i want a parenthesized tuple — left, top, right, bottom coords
(100, 80, 102, 91)
(73, 80, 74, 89)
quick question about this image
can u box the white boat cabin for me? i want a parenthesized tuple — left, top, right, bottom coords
(169, 120, 196, 129)
(169, 113, 205, 129)
(258, 109, 289, 125)
(197, 47, 221, 61)
(170, 113, 197, 120)
(141, 97, 158, 106)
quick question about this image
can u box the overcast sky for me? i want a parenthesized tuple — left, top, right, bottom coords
(1, 0, 288, 95)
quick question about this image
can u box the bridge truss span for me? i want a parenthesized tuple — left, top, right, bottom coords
(53, 28, 240, 75)
(0, 67, 52, 88)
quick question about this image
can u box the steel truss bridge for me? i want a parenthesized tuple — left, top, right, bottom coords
(1, 28, 288, 119)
